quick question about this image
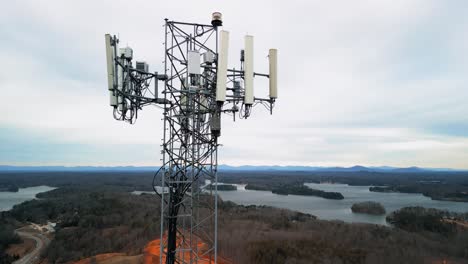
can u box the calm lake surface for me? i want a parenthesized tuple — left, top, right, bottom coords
(217, 183, 468, 225)
(0, 186, 56, 211)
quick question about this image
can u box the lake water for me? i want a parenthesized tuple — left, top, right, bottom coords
(217, 183, 468, 225)
(0, 186, 56, 212)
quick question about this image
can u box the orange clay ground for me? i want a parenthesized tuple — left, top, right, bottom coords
(143, 237, 230, 264)
(74, 236, 230, 264)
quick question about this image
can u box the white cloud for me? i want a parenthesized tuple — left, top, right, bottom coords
(1, 0, 468, 168)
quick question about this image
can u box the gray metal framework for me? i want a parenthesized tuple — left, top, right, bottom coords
(157, 20, 220, 264)
(105, 15, 276, 264)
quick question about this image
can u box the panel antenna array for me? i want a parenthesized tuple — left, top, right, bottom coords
(104, 13, 278, 264)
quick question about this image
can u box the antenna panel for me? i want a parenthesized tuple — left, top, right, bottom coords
(105, 34, 115, 91)
(119, 47, 133, 60)
(216, 30, 229, 102)
(269, 49, 278, 99)
(117, 57, 124, 111)
(244, 35, 254, 104)
(109, 90, 117, 106)
(188, 51, 201, 74)
(203, 51, 215, 64)
(136, 61, 149, 72)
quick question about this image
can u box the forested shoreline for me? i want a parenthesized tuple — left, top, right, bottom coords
(1, 171, 468, 263)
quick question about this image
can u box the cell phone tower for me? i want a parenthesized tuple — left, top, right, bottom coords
(104, 13, 278, 264)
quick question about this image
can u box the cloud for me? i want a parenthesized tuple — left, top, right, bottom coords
(1, 0, 468, 168)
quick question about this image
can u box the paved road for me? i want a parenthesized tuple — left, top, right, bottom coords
(13, 230, 50, 264)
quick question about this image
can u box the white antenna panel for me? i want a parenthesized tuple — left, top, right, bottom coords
(203, 51, 215, 64)
(117, 58, 124, 111)
(244, 35, 254, 105)
(188, 51, 201, 74)
(105, 34, 115, 91)
(109, 90, 117, 106)
(269, 49, 278, 99)
(119, 47, 133, 60)
(216, 30, 229, 102)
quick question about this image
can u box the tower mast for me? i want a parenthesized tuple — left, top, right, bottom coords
(104, 13, 278, 264)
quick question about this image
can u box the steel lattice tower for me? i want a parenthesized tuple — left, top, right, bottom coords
(158, 20, 220, 264)
(105, 13, 278, 264)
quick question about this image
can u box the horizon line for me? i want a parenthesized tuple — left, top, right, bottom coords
(0, 164, 467, 171)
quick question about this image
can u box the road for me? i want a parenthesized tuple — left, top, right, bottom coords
(13, 229, 50, 264)
(445, 219, 468, 229)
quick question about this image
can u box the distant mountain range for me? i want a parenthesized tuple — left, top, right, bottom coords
(0, 165, 466, 173)
(0, 165, 158, 172)
(217, 165, 467, 173)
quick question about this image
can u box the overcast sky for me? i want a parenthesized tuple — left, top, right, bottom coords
(1, 1, 468, 168)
